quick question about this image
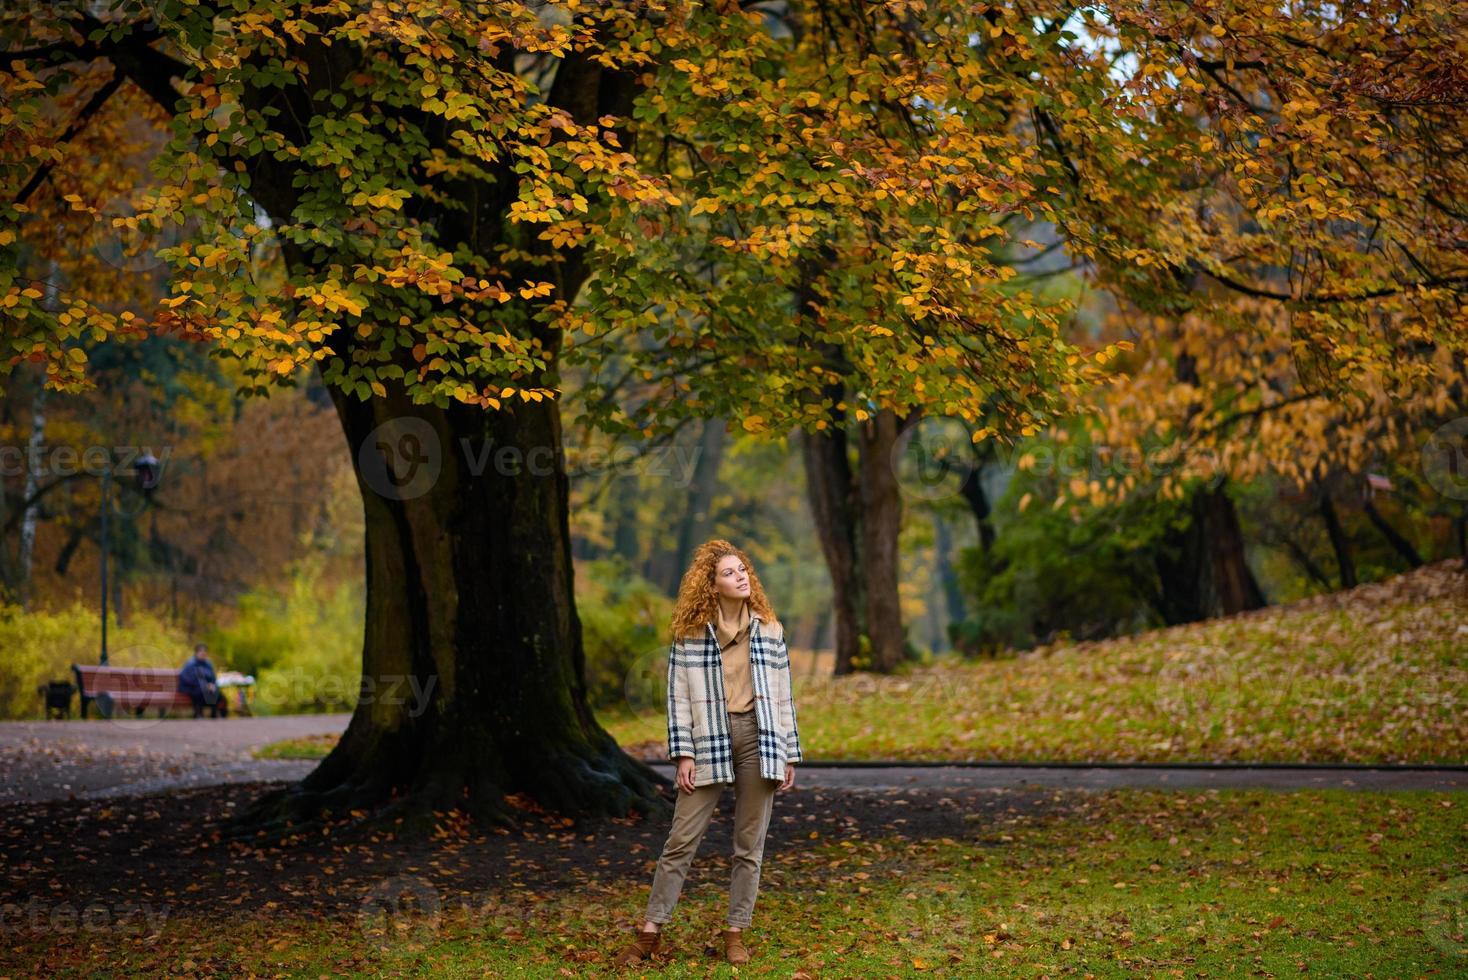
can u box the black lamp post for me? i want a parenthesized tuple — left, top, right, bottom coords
(99, 450, 161, 665)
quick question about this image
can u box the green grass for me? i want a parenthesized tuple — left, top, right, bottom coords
(4, 789, 1462, 977)
(606, 560, 1468, 764)
(250, 733, 340, 759)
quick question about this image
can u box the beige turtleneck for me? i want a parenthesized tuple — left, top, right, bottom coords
(714, 598, 754, 713)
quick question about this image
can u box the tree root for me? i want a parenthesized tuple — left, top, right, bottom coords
(221, 741, 671, 847)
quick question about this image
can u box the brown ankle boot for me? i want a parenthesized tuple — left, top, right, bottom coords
(721, 928, 750, 964)
(612, 925, 661, 966)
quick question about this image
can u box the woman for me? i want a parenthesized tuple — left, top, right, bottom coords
(613, 539, 804, 967)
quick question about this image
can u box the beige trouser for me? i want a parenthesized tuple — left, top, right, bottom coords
(645, 709, 778, 928)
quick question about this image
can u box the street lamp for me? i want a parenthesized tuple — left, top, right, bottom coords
(99, 450, 162, 665)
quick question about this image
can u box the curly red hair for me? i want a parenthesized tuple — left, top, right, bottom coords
(669, 538, 780, 641)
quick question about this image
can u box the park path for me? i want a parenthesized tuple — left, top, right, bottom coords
(0, 714, 347, 804)
(0, 714, 1461, 804)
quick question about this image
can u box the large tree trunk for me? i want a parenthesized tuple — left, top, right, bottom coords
(793, 245, 909, 675)
(800, 423, 864, 675)
(1154, 340, 1267, 623)
(71, 9, 664, 840)
(856, 407, 907, 671)
(798, 409, 910, 675)
(1198, 480, 1265, 615)
(1152, 481, 1266, 624)
(232, 384, 666, 840)
(792, 251, 864, 673)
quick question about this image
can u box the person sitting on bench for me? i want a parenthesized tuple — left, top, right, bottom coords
(178, 643, 228, 718)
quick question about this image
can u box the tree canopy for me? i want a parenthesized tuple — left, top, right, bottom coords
(6, 0, 1458, 447)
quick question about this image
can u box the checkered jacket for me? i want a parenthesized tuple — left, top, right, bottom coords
(666, 612, 804, 786)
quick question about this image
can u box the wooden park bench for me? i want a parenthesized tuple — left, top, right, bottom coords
(71, 664, 195, 719)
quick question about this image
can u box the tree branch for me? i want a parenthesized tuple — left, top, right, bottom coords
(15, 71, 123, 205)
(70, 12, 193, 112)
(8, 13, 196, 205)
(1186, 257, 1468, 303)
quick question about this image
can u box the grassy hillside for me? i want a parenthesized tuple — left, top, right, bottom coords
(605, 559, 1467, 764)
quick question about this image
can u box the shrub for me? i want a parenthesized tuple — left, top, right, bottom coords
(952, 431, 1182, 655)
(206, 555, 363, 715)
(0, 603, 193, 719)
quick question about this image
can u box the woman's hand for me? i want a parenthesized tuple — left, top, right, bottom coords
(779, 763, 796, 791)
(675, 757, 697, 794)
